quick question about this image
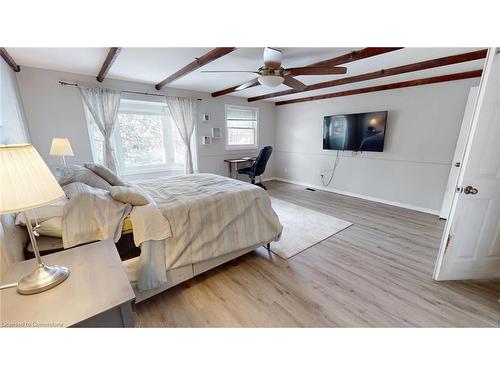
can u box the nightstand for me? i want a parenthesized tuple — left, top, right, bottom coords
(1, 240, 135, 328)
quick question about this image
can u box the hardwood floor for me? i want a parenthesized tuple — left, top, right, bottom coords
(135, 181, 500, 327)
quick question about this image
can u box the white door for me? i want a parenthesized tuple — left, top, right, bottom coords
(434, 48, 500, 281)
(439, 86, 479, 219)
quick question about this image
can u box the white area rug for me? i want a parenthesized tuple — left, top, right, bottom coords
(270, 198, 352, 259)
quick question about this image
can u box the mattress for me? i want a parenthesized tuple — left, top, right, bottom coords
(16, 194, 133, 239)
(26, 215, 133, 238)
(24, 231, 141, 262)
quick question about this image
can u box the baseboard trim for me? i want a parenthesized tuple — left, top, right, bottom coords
(262, 176, 277, 182)
(268, 177, 440, 216)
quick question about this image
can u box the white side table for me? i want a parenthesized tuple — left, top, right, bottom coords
(1, 240, 135, 328)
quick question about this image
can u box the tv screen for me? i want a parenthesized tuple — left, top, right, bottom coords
(323, 111, 387, 152)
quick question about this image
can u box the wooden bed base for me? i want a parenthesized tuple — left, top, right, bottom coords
(23, 233, 273, 304)
(132, 243, 270, 303)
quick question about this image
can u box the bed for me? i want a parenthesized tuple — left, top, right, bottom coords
(16, 169, 283, 303)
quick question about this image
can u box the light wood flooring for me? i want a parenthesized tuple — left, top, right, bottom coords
(135, 181, 500, 327)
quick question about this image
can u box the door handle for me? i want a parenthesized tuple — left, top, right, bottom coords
(463, 186, 478, 195)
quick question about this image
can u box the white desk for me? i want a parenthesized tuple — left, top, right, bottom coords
(0, 240, 135, 328)
(224, 157, 256, 178)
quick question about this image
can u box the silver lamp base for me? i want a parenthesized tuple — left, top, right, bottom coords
(17, 263, 70, 295)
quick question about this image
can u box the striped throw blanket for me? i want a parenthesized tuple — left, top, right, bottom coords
(62, 182, 132, 249)
(133, 174, 282, 289)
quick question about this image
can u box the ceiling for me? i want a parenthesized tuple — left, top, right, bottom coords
(6, 47, 485, 102)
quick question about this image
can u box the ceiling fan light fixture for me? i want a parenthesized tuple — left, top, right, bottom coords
(258, 75, 284, 87)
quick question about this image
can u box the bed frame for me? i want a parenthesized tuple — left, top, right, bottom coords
(21, 231, 273, 304)
(131, 241, 271, 303)
(23, 232, 141, 262)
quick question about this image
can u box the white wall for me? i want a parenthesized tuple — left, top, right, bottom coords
(14, 65, 477, 214)
(0, 59, 29, 143)
(15, 67, 276, 179)
(273, 79, 480, 214)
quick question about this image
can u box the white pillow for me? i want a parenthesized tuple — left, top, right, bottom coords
(36, 217, 63, 238)
(15, 197, 68, 225)
(84, 163, 125, 186)
(109, 186, 152, 206)
(56, 164, 112, 191)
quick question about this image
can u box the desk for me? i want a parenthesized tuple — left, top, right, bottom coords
(224, 157, 256, 178)
(0, 240, 135, 328)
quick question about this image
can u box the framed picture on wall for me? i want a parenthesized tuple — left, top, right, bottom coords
(211, 127, 222, 139)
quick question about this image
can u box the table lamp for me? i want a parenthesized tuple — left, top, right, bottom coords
(0, 144, 70, 294)
(49, 137, 74, 165)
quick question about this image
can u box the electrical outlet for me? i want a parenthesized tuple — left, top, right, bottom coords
(284, 167, 288, 173)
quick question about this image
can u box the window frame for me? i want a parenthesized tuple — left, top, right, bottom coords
(84, 98, 188, 176)
(224, 104, 259, 151)
(113, 108, 185, 176)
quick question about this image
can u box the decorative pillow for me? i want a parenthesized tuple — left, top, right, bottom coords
(109, 186, 152, 206)
(34, 217, 63, 238)
(56, 164, 112, 191)
(84, 162, 125, 186)
(15, 197, 68, 226)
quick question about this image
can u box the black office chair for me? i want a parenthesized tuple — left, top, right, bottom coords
(238, 146, 273, 189)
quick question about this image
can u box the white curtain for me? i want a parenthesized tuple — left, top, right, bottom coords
(166, 96, 197, 174)
(79, 87, 121, 173)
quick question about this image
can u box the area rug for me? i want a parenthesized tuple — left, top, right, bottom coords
(269, 197, 352, 259)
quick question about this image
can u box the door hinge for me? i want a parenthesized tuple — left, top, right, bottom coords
(445, 234, 452, 252)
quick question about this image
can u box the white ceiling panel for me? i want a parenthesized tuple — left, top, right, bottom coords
(5, 47, 485, 103)
(108, 47, 213, 84)
(7, 47, 109, 76)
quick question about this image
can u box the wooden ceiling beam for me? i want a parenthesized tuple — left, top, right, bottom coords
(249, 49, 487, 102)
(211, 47, 403, 98)
(155, 47, 236, 90)
(211, 81, 261, 97)
(275, 70, 483, 106)
(96, 47, 121, 82)
(306, 47, 403, 67)
(0, 48, 20, 72)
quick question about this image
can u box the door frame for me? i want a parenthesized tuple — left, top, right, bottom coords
(438, 86, 479, 219)
(433, 47, 497, 280)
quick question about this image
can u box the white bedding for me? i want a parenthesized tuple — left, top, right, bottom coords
(60, 174, 282, 291)
(15, 197, 68, 225)
(61, 182, 132, 249)
(132, 173, 282, 272)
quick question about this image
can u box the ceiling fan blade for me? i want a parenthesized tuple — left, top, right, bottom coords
(263, 47, 282, 69)
(200, 70, 259, 74)
(283, 76, 307, 90)
(284, 66, 347, 76)
(236, 78, 260, 91)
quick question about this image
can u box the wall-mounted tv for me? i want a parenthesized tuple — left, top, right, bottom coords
(323, 111, 387, 152)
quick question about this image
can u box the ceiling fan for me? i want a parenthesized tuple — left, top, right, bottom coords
(201, 47, 347, 91)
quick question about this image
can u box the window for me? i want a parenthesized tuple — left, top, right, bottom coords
(225, 105, 258, 150)
(86, 99, 186, 175)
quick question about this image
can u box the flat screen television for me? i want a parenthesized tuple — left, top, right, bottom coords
(323, 111, 387, 152)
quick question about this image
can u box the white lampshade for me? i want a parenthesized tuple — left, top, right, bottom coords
(258, 75, 285, 87)
(0, 144, 65, 214)
(49, 137, 74, 156)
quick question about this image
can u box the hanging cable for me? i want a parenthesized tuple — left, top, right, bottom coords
(321, 150, 341, 186)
